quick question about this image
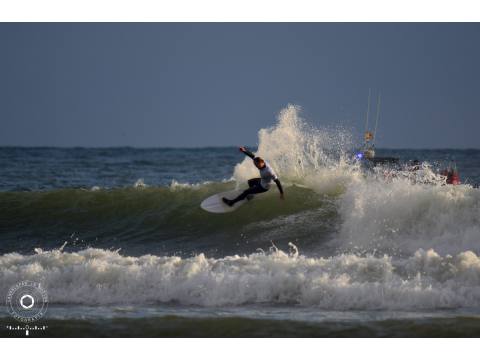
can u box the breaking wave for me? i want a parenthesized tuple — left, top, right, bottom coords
(2, 104, 480, 312)
(1, 246, 480, 310)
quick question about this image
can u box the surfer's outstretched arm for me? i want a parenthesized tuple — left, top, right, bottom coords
(239, 146, 255, 159)
(274, 179, 285, 199)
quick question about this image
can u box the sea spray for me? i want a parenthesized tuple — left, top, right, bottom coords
(233, 104, 357, 194)
(230, 105, 480, 257)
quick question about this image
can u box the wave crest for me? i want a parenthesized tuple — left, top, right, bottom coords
(2, 246, 480, 309)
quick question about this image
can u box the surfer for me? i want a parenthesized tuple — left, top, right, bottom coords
(222, 147, 284, 206)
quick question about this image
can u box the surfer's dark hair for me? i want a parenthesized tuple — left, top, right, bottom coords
(254, 157, 264, 163)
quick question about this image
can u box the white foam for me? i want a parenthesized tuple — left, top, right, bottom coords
(232, 104, 480, 257)
(1, 247, 480, 309)
(168, 179, 217, 190)
(133, 178, 147, 188)
(338, 176, 480, 255)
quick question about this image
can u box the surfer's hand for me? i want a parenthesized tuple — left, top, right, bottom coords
(239, 146, 246, 153)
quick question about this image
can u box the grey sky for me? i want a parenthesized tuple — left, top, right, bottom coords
(1, 23, 479, 148)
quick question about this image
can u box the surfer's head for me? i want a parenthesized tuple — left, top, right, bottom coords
(254, 157, 265, 169)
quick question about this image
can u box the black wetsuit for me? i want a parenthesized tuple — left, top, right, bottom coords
(225, 149, 283, 205)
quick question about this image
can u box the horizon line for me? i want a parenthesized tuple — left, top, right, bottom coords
(1, 145, 480, 151)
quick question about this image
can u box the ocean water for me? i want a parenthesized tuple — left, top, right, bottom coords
(2, 105, 480, 337)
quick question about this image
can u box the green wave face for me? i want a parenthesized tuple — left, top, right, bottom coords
(0, 183, 339, 256)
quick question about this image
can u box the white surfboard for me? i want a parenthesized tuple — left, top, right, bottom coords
(200, 189, 255, 213)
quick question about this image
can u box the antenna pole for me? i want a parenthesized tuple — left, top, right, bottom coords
(365, 88, 371, 132)
(373, 93, 381, 142)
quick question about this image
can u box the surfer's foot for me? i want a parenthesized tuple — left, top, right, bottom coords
(222, 197, 234, 207)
